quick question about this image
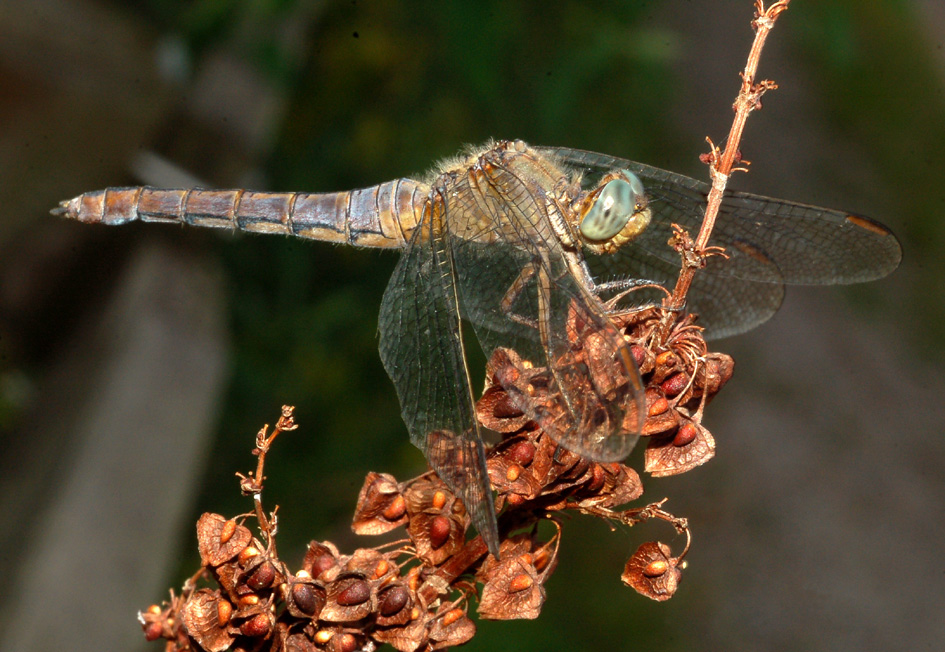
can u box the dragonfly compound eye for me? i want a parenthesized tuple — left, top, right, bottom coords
(579, 171, 645, 242)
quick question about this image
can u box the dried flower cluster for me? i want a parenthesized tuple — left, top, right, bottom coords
(140, 302, 733, 651)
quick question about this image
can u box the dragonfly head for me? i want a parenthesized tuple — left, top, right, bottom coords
(578, 170, 651, 254)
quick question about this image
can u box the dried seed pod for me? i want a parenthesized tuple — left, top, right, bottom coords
(379, 585, 409, 617)
(302, 541, 342, 581)
(382, 495, 407, 521)
(660, 372, 689, 397)
(284, 632, 319, 652)
(246, 561, 276, 590)
(331, 633, 359, 652)
(622, 541, 682, 601)
(645, 420, 716, 477)
(286, 579, 326, 619)
(673, 422, 698, 447)
(404, 476, 468, 565)
(239, 613, 271, 638)
(630, 344, 646, 367)
(321, 574, 376, 623)
(371, 609, 433, 651)
(238, 546, 260, 566)
(700, 353, 735, 396)
(352, 472, 408, 535)
(216, 599, 232, 626)
(508, 573, 534, 592)
(213, 560, 241, 593)
(477, 535, 556, 620)
(335, 579, 371, 606)
(219, 519, 237, 544)
(196, 513, 251, 567)
(429, 516, 451, 550)
(238, 594, 260, 608)
(179, 589, 235, 652)
(643, 560, 669, 578)
(429, 605, 476, 649)
(505, 440, 536, 466)
(648, 395, 670, 417)
(143, 621, 164, 642)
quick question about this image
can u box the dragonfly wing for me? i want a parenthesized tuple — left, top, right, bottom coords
(541, 146, 901, 336)
(584, 244, 785, 340)
(446, 149, 644, 462)
(378, 197, 500, 556)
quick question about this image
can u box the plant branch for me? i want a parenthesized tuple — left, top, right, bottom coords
(664, 0, 791, 317)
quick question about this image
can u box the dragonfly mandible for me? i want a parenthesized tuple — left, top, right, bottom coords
(53, 139, 902, 556)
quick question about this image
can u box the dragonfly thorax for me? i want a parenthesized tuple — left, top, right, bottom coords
(578, 170, 651, 255)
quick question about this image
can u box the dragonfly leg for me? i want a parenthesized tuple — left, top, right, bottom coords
(499, 260, 540, 329)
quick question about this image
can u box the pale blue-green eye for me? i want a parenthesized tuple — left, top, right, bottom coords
(579, 172, 642, 241)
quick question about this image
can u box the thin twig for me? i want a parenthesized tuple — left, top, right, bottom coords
(663, 0, 791, 320)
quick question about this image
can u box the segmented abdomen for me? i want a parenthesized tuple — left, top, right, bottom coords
(54, 179, 430, 249)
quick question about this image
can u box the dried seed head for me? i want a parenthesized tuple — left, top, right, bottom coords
(322, 574, 376, 623)
(428, 605, 476, 648)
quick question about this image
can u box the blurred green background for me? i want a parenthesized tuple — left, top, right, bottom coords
(1, 1, 942, 650)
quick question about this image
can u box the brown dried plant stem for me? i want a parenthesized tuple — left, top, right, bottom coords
(664, 0, 791, 318)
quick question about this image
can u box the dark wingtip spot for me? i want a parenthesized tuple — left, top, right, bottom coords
(846, 214, 892, 237)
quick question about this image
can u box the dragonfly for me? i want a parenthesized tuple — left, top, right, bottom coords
(53, 139, 902, 556)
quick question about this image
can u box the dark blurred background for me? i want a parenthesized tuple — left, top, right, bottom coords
(1, 1, 943, 650)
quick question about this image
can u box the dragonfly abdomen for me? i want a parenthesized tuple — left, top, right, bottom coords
(53, 179, 429, 249)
